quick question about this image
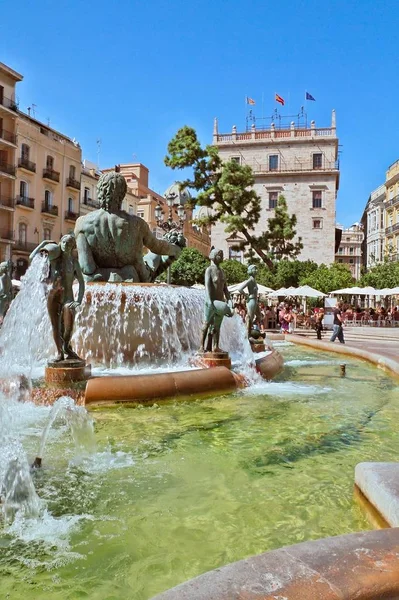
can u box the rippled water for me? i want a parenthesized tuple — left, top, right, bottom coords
(1, 344, 399, 599)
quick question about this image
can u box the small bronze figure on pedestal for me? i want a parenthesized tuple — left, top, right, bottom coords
(201, 249, 233, 354)
(30, 235, 85, 363)
(0, 260, 13, 324)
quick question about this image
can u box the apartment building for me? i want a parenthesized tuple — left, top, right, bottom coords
(361, 183, 385, 268)
(0, 62, 22, 262)
(13, 113, 82, 277)
(211, 110, 340, 264)
(335, 223, 364, 280)
(384, 159, 399, 260)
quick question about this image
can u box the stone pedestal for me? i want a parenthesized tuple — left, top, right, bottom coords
(197, 351, 232, 369)
(45, 359, 91, 385)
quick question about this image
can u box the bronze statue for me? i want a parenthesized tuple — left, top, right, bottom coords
(237, 264, 261, 338)
(0, 260, 13, 323)
(74, 171, 182, 282)
(201, 249, 233, 353)
(30, 235, 85, 363)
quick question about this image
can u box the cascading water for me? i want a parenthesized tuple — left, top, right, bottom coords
(34, 396, 96, 467)
(0, 254, 52, 378)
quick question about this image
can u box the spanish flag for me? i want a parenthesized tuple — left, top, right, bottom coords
(246, 96, 256, 105)
(275, 93, 285, 106)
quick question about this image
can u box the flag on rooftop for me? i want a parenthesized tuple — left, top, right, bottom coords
(246, 96, 255, 105)
(306, 91, 316, 101)
(275, 93, 285, 106)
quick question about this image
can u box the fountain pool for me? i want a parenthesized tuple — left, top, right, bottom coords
(1, 343, 398, 600)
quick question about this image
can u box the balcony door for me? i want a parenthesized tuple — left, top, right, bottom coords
(45, 189, 52, 208)
(68, 197, 73, 213)
(18, 222, 27, 245)
(20, 180, 27, 200)
(0, 86, 4, 105)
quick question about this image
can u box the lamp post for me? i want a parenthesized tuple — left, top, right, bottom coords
(155, 192, 187, 284)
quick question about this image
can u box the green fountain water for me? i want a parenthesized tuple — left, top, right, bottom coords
(1, 343, 398, 600)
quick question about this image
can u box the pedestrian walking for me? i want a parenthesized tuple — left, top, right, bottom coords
(315, 308, 324, 340)
(330, 302, 345, 344)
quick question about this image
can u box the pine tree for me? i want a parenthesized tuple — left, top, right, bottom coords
(165, 127, 302, 269)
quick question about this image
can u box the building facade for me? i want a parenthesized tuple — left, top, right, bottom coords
(13, 113, 82, 277)
(335, 223, 364, 280)
(384, 159, 399, 261)
(362, 183, 385, 268)
(211, 110, 340, 264)
(0, 62, 23, 263)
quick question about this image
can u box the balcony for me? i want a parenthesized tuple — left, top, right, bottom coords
(0, 95, 18, 112)
(0, 128, 17, 146)
(386, 194, 399, 209)
(385, 223, 399, 235)
(65, 209, 79, 222)
(66, 177, 80, 190)
(16, 195, 35, 209)
(13, 240, 38, 253)
(0, 196, 15, 209)
(43, 168, 60, 183)
(18, 156, 36, 173)
(250, 159, 340, 175)
(0, 161, 16, 177)
(83, 197, 99, 209)
(41, 201, 58, 216)
(0, 229, 14, 241)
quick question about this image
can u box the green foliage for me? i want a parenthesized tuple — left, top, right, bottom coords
(220, 260, 248, 284)
(359, 260, 399, 289)
(165, 128, 301, 268)
(168, 247, 209, 286)
(300, 263, 355, 294)
(273, 259, 318, 289)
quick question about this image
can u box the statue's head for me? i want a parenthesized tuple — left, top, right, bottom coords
(97, 171, 127, 212)
(0, 261, 8, 275)
(248, 264, 257, 276)
(60, 234, 76, 253)
(209, 248, 223, 264)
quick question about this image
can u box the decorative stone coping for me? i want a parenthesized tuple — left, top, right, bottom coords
(150, 529, 399, 600)
(355, 463, 399, 527)
(288, 334, 399, 379)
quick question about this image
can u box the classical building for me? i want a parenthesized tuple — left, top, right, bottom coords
(80, 159, 100, 215)
(384, 159, 399, 261)
(13, 112, 82, 277)
(361, 183, 385, 268)
(0, 62, 22, 263)
(335, 223, 364, 280)
(211, 110, 340, 264)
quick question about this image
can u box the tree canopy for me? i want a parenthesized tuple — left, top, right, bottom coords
(300, 262, 355, 294)
(359, 260, 399, 289)
(165, 127, 302, 269)
(167, 247, 209, 286)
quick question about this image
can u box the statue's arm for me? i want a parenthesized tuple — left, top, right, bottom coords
(224, 278, 231, 303)
(143, 224, 181, 257)
(236, 278, 250, 295)
(29, 240, 56, 263)
(0, 275, 4, 296)
(75, 260, 85, 304)
(76, 232, 97, 275)
(205, 268, 215, 304)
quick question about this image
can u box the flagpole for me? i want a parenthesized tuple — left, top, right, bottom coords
(262, 92, 264, 123)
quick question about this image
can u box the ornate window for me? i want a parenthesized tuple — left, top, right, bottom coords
(18, 222, 27, 244)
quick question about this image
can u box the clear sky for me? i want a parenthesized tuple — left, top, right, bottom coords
(1, 0, 398, 226)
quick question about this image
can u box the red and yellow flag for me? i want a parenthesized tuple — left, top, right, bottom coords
(246, 96, 256, 105)
(275, 94, 285, 106)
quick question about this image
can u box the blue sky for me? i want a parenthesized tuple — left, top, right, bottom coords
(1, 0, 398, 226)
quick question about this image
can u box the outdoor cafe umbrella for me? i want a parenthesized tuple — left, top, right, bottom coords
(290, 284, 326, 298)
(266, 286, 297, 297)
(228, 282, 274, 294)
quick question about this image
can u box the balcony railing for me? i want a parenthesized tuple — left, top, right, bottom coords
(251, 159, 339, 175)
(41, 201, 58, 216)
(386, 194, 399, 209)
(0, 196, 15, 209)
(216, 127, 335, 143)
(0, 229, 14, 240)
(0, 161, 16, 177)
(16, 195, 35, 209)
(18, 156, 36, 173)
(385, 223, 399, 235)
(83, 197, 98, 208)
(66, 177, 80, 190)
(43, 168, 60, 183)
(13, 240, 38, 253)
(0, 129, 17, 145)
(0, 95, 18, 111)
(65, 209, 79, 221)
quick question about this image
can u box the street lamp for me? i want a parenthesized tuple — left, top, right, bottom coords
(155, 192, 187, 283)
